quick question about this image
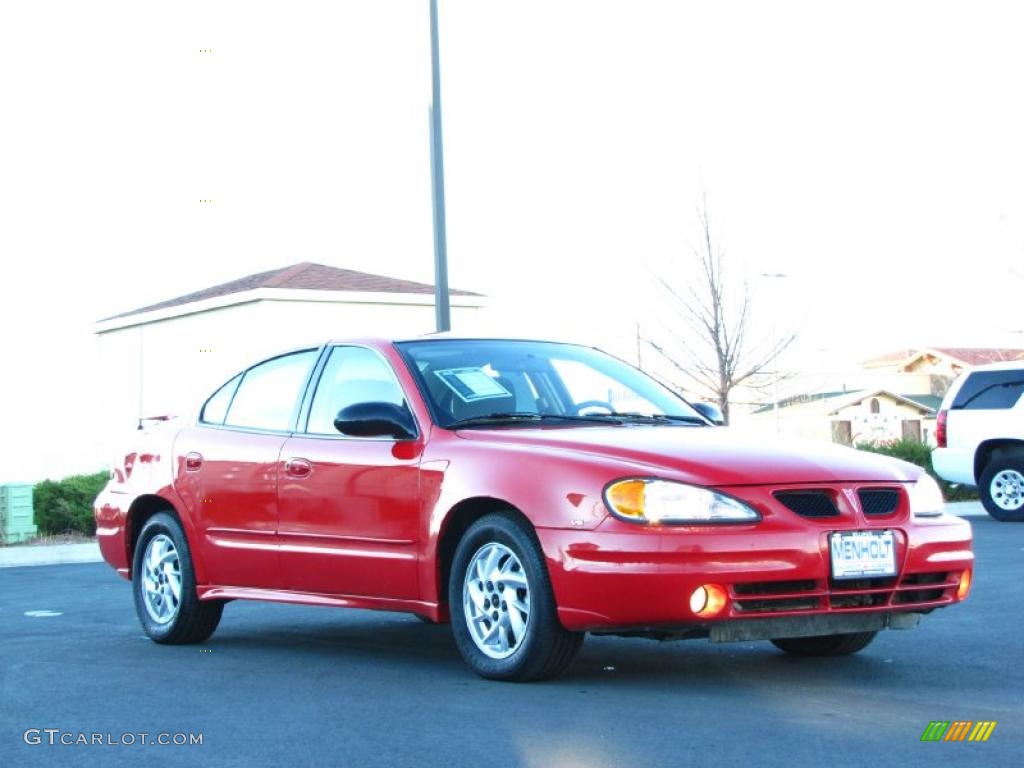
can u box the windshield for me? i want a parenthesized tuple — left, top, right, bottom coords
(396, 339, 706, 428)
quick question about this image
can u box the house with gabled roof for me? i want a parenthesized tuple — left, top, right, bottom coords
(93, 262, 484, 458)
(861, 347, 1024, 376)
(749, 388, 938, 446)
(744, 347, 1023, 446)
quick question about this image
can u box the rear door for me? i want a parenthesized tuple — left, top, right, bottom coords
(277, 345, 424, 598)
(174, 349, 318, 589)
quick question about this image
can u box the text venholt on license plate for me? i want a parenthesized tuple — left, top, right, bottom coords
(830, 530, 896, 580)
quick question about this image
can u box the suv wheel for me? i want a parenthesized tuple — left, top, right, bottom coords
(979, 453, 1024, 521)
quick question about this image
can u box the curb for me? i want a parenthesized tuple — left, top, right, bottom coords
(0, 542, 103, 568)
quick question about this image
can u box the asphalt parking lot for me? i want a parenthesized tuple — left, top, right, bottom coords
(1, 515, 1020, 768)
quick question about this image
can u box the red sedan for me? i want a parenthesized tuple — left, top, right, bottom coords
(95, 337, 973, 680)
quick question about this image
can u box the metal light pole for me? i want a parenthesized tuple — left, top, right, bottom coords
(429, 0, 451, 332)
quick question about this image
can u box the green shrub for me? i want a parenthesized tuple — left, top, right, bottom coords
(33, 471, 109, 536)
(855, 439, 977, 501)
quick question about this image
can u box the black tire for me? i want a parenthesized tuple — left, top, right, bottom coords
(978, 452, 1024, 522)
(132, 512, 223, 644)
(770, 631, 878, 657)
(449, 513, 583, 681)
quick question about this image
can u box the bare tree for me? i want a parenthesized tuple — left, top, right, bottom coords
(643, 198, 796, 424)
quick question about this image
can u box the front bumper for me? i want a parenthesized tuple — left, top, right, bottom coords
(537, 503, 973, 634)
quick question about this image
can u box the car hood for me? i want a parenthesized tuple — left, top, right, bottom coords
(454, 425, 920, 485)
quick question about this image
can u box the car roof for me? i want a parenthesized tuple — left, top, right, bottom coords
(325, 333, 594, 347)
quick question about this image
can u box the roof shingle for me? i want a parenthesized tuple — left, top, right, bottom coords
(926, 347, 1024, 366)
(862, 347, 1024, 368)
(103, 262, 480, 321)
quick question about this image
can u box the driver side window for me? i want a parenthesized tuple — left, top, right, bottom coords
(551, 358, 660, 414)
(305, 346, 408, 435)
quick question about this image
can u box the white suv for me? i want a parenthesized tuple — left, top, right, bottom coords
(933, 361, 1024, 521)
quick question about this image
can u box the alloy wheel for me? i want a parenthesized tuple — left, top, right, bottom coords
(462, 542, 531, 659)
(142, 534, 182, 624)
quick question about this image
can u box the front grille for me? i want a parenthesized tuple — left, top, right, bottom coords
(725, 572, 956, 617)
(774, 490, 839, 518)
(830, 592, 890, 609)
(832, 576, 897, 591)
(859, 488, 901, 516)
(829, 576, 895, 609)
(732, 580, 820, 613)
(894, 572, 950, 605)
(734, 597, 821, 613)
(734, 580, 817, 596)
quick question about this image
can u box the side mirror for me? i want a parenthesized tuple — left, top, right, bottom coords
(334, 402, 417, 440)
(692, 402, 725, 426)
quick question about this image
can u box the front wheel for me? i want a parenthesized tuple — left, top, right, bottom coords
(770, 631, 878, 657)
(979, 454, 1024, 521)
(132, 512, 223, 644)
(449, 513, 583, 681)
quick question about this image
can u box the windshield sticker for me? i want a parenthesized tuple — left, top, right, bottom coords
(434, 368, 512, 402)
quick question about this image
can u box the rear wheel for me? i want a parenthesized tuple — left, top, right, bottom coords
(132, 512, 223, 644)
(979, 454, 1024, 521)
(449, 513, 583, 681)
(770, 631, 878, 657)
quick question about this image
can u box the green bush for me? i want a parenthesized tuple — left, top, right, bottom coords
(855, 439, 977, 501)
(33, 471, 109, 536)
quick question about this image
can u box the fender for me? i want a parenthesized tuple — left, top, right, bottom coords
(415, 432, 670, 606)
(119, 484, 209, 585)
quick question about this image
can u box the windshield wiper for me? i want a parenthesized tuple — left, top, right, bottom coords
(446, 412, 622, 429)
(582, 412, 710, 425)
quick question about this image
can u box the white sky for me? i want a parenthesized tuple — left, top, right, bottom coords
(1, 1, 1022, 480)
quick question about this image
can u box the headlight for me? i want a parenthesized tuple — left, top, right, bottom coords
(604, 479, 761, 524)
(909, 473, 944, 517)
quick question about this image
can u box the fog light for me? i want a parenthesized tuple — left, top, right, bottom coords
(956, 568, 972, 600)
(689, 584, 728, 617)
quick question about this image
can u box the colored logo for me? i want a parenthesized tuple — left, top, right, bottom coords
(921, 721, 996, 742)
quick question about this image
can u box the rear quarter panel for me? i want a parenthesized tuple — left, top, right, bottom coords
(94, 421, 206, 581)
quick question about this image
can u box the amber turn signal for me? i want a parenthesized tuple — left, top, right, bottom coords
(606, 479, 646, 520)
(956, 568, 972, 600)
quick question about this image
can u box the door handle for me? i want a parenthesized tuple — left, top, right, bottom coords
(184, 452, 203, 472)
(285, 457, 313, 479)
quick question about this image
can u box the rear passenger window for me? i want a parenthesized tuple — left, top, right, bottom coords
(951, 370, 1024, 410)
(224, 350, 317, 431)
(200, 374, 241, 424)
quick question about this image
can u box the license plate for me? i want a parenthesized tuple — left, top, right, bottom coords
(830, 530, 896, 580)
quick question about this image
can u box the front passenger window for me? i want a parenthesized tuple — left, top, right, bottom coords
(306, 347, 409, 435)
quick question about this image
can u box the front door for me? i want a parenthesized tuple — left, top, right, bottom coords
(277, 345, 423, 598)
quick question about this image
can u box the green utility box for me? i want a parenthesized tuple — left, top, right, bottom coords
(0, 483, 37, 544)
